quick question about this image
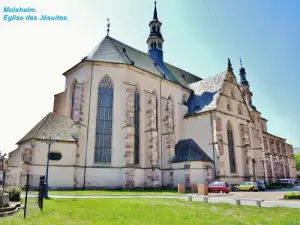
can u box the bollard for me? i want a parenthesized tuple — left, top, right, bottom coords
(185, 196, 192, 201)
(233, 199, 241, 205)
(256, 200, 262, 207)
(202, 196, 209, 203)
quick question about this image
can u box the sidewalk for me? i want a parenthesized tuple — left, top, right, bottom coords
(22, 193, 300, 209)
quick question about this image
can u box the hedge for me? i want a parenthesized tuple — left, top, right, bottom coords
(284, 191, 300, 200)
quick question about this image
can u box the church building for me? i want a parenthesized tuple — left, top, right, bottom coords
(7, 3, 297, 189)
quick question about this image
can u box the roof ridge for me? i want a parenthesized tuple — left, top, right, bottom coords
(107, 36, 131, 64)
(109, 36, 200, 80)
(16, 112, 51, 144)
(108, 36, 149, 58)
(203, 71, 227, 80)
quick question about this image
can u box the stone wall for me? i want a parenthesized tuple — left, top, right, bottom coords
(53, 91, 66, 115)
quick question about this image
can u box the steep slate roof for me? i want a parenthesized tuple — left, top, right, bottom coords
(85, 36, 202, 88)
(185, 71, 227, 116)
(170, 139, 213, 163)
(17, 112, 76, 144)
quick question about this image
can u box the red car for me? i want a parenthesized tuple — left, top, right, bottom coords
(208, 182, 231, 194)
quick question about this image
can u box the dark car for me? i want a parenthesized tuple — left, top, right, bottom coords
(208, 182, 231, 194)
(280, 179, 294, 188)
(255, 181, 266, 191)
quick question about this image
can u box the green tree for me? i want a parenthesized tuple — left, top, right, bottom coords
(295, 154, 300, 171)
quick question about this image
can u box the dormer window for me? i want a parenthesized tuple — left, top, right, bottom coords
(182, 94, 188, 105)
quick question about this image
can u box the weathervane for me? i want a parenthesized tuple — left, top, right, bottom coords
(107, 18, 110, 36)
(239, 57, 243, 67)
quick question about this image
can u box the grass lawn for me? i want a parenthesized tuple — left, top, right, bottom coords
(2, 198, 300, 225)
(48, 189, 180, 195)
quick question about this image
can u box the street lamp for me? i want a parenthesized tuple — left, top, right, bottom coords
(41, 133, 57, 199)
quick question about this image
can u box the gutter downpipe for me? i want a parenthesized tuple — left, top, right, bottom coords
(83, 63, 94, 189)
(210, 111, 217, 181)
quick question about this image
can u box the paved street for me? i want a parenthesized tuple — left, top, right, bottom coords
(208, 185, 300, 201)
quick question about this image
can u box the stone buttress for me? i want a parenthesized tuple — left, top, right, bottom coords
(124, 88, 135, 188)
(163, 97, 175, 186)
(145, 93, 159, 187)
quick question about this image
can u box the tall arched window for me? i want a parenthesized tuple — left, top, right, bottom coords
(94, 76, 114, 163)
(134, 89, 140, 165)
(70, 80, 77, 120)
(230, 89, 235, 99)
(227, 99, 232, 111)
(227, 122, 236, 173)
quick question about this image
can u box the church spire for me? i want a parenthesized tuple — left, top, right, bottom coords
(153, 1, 158, 21)
(239, 58, 249, 86)
(238, 58, 254, 109)
(147, 1, 164, 61)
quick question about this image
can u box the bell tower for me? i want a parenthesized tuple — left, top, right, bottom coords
(147, 1, 164, 62)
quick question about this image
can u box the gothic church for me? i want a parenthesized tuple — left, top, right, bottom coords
(7, 3, 297, 189)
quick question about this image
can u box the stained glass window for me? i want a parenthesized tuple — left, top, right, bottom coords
(134, 89, 140, 165)
(227, 122, 236, 173)
(94, 76, 114, 163)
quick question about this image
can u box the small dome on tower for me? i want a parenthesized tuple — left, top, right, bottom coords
(239, 67, 246, 74)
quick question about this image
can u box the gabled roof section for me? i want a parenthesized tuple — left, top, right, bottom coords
(17, 112, 76, 144)
(165, 63, 202, 84)
(185, 71, 227, 116)
(170, 139, 213, 163)
(84, 36, 201, 88)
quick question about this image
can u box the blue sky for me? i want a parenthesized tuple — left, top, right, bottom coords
(0, 0, 299, 153)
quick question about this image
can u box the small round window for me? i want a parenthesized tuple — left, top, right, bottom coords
(49, 152, 62, 161)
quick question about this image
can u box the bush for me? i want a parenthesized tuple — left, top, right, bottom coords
(284, 191, 300, 199)
(8, 186, 21, 202)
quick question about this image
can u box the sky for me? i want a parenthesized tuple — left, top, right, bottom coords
(0, 0, 299, 154)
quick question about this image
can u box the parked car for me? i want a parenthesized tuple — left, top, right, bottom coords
(255, 180, 266, 191)
(234, 181, 259, 192)
(208, 182, 231, 194)
(279, 179, 294, 188)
